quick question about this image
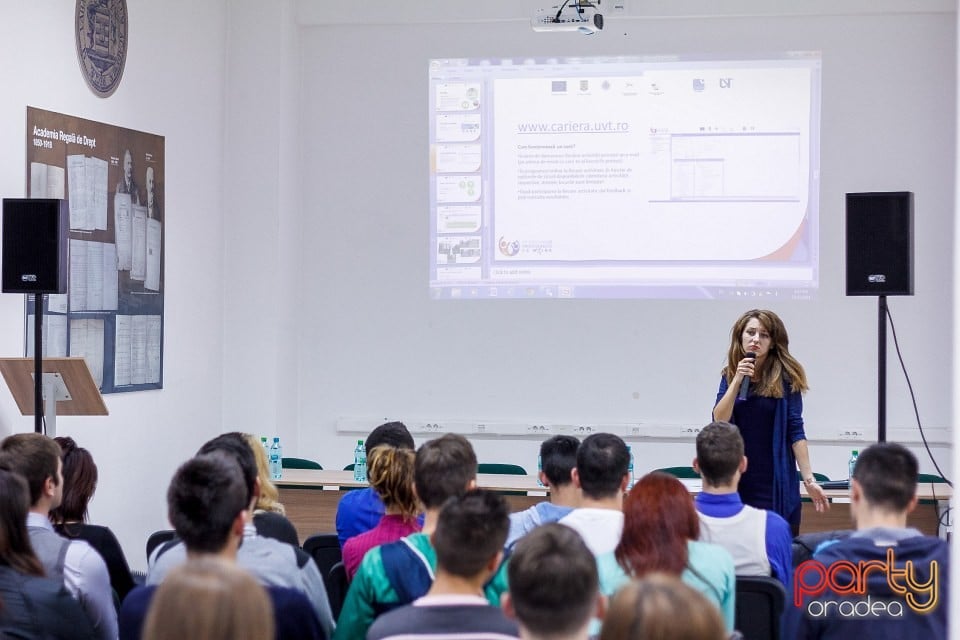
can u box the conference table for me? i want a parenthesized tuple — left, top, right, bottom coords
(276, 469, 951, 544)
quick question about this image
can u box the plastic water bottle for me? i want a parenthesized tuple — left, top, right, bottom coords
(269, 437, 282, 480)
(353, 440, 367, 482)
(537, 454, 544, 487)
(260, 436, 269, 457)
(848, 449, 859, 481)
(627, 445, 635, 491)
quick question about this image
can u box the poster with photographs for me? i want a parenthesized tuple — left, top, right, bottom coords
(24, 106, 164, 393)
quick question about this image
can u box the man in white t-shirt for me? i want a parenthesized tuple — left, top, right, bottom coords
(558, 433, 629, 555)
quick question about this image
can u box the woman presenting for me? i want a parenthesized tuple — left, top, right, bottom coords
(713, 309, 829, 536)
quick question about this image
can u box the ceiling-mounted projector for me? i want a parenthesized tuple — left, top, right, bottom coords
(532, 0, 604, 34)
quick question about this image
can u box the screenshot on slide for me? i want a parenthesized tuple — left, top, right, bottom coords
(428, 53, 822, 300)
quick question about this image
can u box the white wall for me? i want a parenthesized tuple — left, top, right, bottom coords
(0, 0, 955, 573)
(288, 0, 955, 482)
(0, 2, 229, 569)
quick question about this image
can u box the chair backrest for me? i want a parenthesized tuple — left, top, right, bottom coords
(656, 466, 700, 479)
(791, 529, 852, 568)
(302, 533, 342, 591)
(734, 575, 786, 640)
(326, 561, 349, 620)
(145, 529, 176, 563)
(918, 473, 949, 483)
(282, 457, 323, 470)
(477, 463, 527, 475)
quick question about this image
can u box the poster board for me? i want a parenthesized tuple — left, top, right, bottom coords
(24, 107, 164, 393)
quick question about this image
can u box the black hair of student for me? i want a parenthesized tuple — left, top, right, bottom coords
(508, 523, 598, 636)
(197, 432, 256, 506)
(540, 435, 580, 487)
(852, 442, 919, 512)
(576, 433, 630, 500)
(414, 434, 477, 509)
(695, 422, 744, 486)
(366, 421, 415, 457)
(432, 489, 509, 578)
(168, 453, 248, 553)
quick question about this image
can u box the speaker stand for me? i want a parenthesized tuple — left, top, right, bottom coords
(32, 293, 42, 434)
(877, 295, 887, 443)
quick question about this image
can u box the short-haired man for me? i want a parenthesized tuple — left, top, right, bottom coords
(792, 443, 948, 639)
(503, 523, 605, 640)
(120, 454, 324, 640)
(692, 422, 793, 585)
(367, 490, 519, 639)
(147, 433, 334, 635)
(336, 421, 418, 547)
(505, 435, 580, 547)
(334, 434, 509, 640)
(557, 433, 630, 555)
(0, 433, 116, 640)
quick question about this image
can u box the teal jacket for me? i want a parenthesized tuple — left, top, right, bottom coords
(333, 532, 509, 640)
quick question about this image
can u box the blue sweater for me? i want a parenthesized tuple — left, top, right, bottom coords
(788, 529, 948, 639)
(715, 376, 807, 521)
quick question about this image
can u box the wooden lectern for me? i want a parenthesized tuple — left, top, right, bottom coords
(0, 357, 107, 437)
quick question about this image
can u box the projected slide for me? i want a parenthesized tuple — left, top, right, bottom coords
(428, 55, 821, 300)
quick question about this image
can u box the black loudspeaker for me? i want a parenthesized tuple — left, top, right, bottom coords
(2, 198, 69, 294)
(845, 192, 914, 296)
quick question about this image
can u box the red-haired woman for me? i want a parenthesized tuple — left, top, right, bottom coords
(596, 472, 736, 633)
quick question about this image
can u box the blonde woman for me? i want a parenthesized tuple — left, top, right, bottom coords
(342, 445, 421, 580)
(243, 433, 285, 515)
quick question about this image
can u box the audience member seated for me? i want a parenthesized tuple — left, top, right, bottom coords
(789, 443, 948, 639)
(334, 434, 508, 640)
(692, 422, 793, 586)
(336, 421, 419, 548)
(367, 490, 518, 639)
(342, 445, 420, 581)
(503, 523, 605, 640)
(505, 435, 580, 548)
(146, 433, 334, 636)
(599, 573, 727, 640)
(557, 433, 629, 555)
(141, 558, 274, 640)
(0, 433, 117, 640)
(243, 433, 299, 546)
(596, 472, 736, 633)
(50, 436, 137, 604)
(0, 466, 97, 639)
(121, 454, 323, 640)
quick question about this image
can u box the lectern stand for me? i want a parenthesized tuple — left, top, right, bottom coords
(0, 358, 107, 437)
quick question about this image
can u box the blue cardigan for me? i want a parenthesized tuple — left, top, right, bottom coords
(715, 376, 806, 521)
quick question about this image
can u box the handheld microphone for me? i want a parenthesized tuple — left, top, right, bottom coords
(737, 352, 757, 401)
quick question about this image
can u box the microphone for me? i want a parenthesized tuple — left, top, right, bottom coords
(737, 352, 757, 401)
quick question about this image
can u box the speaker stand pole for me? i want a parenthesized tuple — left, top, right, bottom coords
(877, 294, 887, 443)
(33, 293, 42, 434)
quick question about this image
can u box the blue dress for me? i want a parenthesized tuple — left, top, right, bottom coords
(715, 376, 806, 525)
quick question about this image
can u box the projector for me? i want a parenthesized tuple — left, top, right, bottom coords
(532, 0, 604, 34)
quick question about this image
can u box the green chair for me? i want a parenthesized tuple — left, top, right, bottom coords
(478, 463, 527, 475)
(343, 463, 354, 471)
(917, 473, 949, 507)
(656, 466, 700, 479)
(478, 463, 527, 496)
(281, 457, 322, 470)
